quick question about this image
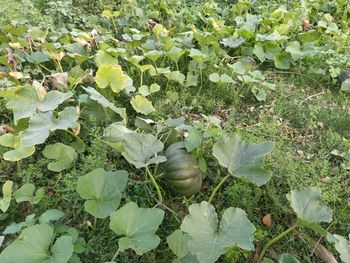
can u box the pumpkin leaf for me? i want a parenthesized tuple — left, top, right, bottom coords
(286, 187, 333, 223)
(95, 50, 117, 67)
(121, 132, 167, 168)
(213, 136, 274, 186)
(167, 230, 199, 262)
(0, 133, 35, 161)
(43, 143, 77, 172)
(185, 128, 202, 152)
(0, 181, 13, 212)
(103, 122, 132, 152)
(180, 201, 256, 263)
(13, 183, 44, 204)
(0, 224, 73, 263)
(6, 85, 72, 124)
(328, 234, 350, 263)
(109, 202, 164, 255)
(278, 253, 301, 263)
(21, 107, 79, 146)
(76, 168, 128, 218)
(82, 86, 126, 121)
(130, 95, 155, 115)
(95, 64, 128, 93)
(39, 209, 65, 224)
(26, 51, 50, 64)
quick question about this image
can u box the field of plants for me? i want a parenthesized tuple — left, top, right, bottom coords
(0, 0, 350, 262)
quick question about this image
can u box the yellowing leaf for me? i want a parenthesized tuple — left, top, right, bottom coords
(95, 65, 128, 93)
(130, 95, 155, 115)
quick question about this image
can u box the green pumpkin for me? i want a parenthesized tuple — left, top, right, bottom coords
(164, 143, 202, 196)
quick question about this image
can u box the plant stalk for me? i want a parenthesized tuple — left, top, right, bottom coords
(208, 175, 230, 204)
(111, 247, 120, 262)
(145, 166, 163, 204)
(65, 129, 86, 148)
(257, 223, 298, 262)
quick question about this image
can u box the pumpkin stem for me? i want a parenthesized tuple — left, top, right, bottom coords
(208, 174, 230, 204)
(146, 166, 163, 204)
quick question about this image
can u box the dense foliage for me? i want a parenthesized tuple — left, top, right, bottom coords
(0, 0, 350, 262)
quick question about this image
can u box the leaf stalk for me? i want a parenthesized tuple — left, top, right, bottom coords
(208, 174, 230, 204)
(257, 223, 299, 262)
(145, 166, 163, 204)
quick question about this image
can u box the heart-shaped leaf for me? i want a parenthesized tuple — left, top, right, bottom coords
(82, 86, 126, 121)
(21, 107, 79, 146)
(6, 85, 72, 124)
(181, 201, 256, 263)
(13, 183, 44, 204)
(167, 230, 199, 262)
(329, 234, 350, 263)
(76, 168, 128, 218)
(95, 64, 128, 93)
(0, 133, 35, 161)
(121, 132, 166, 168)
(130, 95, 155, 115)
(43, 143, 77, 172)
(213, 136, 274, 186)
(286, 187, 333, 223)
(0, 224, 73, 263)
(109, 202, 164, 255)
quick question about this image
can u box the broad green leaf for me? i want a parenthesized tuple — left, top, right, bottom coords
(286, 188, 333, 223)
(39, 209, 65, 224)
(164, 71, 186, 85)
(213, 136, 274, 186)
(103, 122, 132, 152)
(274, 52, 291, 70)
(138, 84, 160, 96)
(181, 201, 256, 263)
(144, 50, 163, 62)
(95, 50, 117, 67)
(26, 51, 50, 64)
(166, 46, 186, 63)
(221, 37, 245, 49)
(0, 224, 73, 263)
(341, 79, 350, 92)
(13, 183, 44, 204)
(150, 83, 160, 93)
(136, 64, 155, 73)
(3, 214, 36, 235)
(332, 234, 350, 263)
(278, 253, 300, 263)
(209, 73, 220, 83)
(285, 41, 315, 61)
(167, 230, 199, 262)
(189, 49, 209, 64)
(185, 128, 202, 152)
(43, 143, 77, 172)
(228, 61, 246, 75)
(6, 85, 72, 123)
(109, 202, 165, 255)
(220, 74, 235, 84)
(0, 180, 13, 212)
(82, 87, 126, 120)
(50, 236, 74, 263)
(76, 168, 128, 218)
(121, 132, 167, 168)
(95, 64, 128, 93)
(253, 43, 266, 62)
(22, 107, 79, 146)
(167, 230, 191, 259)
(130, 95, 155, 115)
(0, 133, 36, 161)
(186, 72, 198, 87)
